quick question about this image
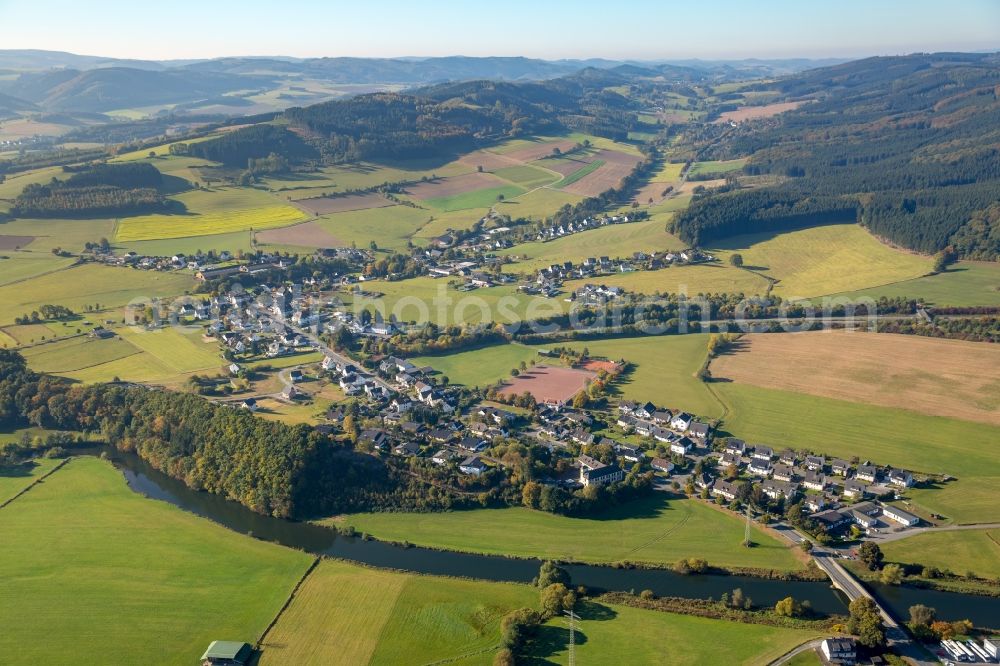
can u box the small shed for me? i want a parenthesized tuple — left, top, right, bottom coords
(201, 640, 252, 665)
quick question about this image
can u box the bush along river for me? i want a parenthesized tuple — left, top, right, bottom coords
(95, 449, 1000, 627)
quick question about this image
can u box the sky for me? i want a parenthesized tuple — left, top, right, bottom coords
(0, 0, 997, 61)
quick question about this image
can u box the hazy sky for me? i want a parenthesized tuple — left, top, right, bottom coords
(1, 0, 997, 61)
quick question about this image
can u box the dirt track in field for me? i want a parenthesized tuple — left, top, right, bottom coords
(503, 140, 579, 162)
(710, 331, 1000, 425)
(294, 193, 395, 215)
(256, 221, 343, 248)
(499, 364, 596, 404)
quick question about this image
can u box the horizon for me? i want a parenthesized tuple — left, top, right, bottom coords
(1, 0, 997, 61)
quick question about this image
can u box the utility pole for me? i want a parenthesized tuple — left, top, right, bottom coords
(744, 503, 752, 547)
(563, 609, 580, 666)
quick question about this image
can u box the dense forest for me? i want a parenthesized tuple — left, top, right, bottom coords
(12, 162, 167, 217)
(187, 69, 647, 165)
(675, 53, 1000, 257)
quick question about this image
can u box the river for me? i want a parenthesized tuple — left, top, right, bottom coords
(95, 449, 1000, 627)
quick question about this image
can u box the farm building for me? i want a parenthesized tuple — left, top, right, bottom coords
(201, 641, 252, 665)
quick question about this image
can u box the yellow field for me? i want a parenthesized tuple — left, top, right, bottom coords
(563, 263, 771, 296)
(116, 205, 306, 241)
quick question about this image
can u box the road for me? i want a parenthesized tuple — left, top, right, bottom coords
(867, 522, 1000, 544)
(769, 638, 824, 666)
(283, 320, 394, 392)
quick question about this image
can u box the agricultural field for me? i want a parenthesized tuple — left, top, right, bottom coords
(0, 457, 61, 503)
(563, 263, 771, 296)
(534, 600, 820, 666)
(492, 164, 560, 188)
(499, 364, 597, 403)
(716, 101, 803, 123)
(262, 158, 472, 197)
(115, 326, 223, 374)
(879, 528, 1000, 580)
(258, 559, 537, 666)
(333, 494, 804, 571)
(0, 217, 117, 253)
(499, 219, 686, 273)
(293, 192, 395, 215)
(0, 456, 312, 665)
(412, 206, 493, 242)
(115, 187, 307, 242)
(688, 158, 747, 176)
(0, 264, 192, 326)
(713, 382, 1000, 524)
(424, 184, 526, 212)
(827, 260, 1000, 307)
(120, 230, 254, 256)
(634, 161, 685, 205)
(492, 187, 582, 221)
(559, 150, 643, 197)
(711, 331, 1000, 426)
(310, 205, 430, 252)
(554, 159, 605, 188)
(710, 223, 932, 298)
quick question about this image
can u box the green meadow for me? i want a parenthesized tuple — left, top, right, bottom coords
(562, 263, 771, 296)
(827, 260, 1000, 307)
(710, 223, 932, 298)
(0, 264, 192, 326)
(493, 164, 560, 188)
(411, 343, 550, 388)
(333, 494, 802, 571)
(689, 158, 747, 176)
(494, 187, 583, 220)
(880, 528, 1000, 579)
(424, 184, 526, 212)
(0, 457, 312, 665)
(0, 457, 61, 503)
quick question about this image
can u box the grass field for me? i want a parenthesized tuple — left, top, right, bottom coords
(499, 219, 686, 273)
(713, 382, 1000, 524)
(493, 187, 583, 221)
(116, 326, 223, 373)
(534, 600, 820, 666)
(332, 494, 802, 570)
(424, 184, 526, 212)
(412, 343, 546, 388)
(314, 205, 430, 252)
(0, 264, 192, 326)
(0, 457, 60, 503)
(0, 456, 312, 665)
(827, 261, 1000, 307)
(784, 648, 824, 666)
(259, 559, 537, 665)
(0, 253, 77, 286)
(710, 224, 932, 298)
(880, 529, 1000, 579)
(689, 158, 747, 176)
(712, 332, 1000, 426)
(22, 335, 140, 372)
(555, 159, 605, 188)
(117, 229, 255, 256)
(564, 263, 771, 296)
(412, 207, 493, 242)
(0, 217, 117, 253)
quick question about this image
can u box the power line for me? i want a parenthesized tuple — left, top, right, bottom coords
(563, 609, 580, 666)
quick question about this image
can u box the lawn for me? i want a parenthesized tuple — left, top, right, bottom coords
(709, 223, 932, 298)
(0, 456, 312, 665)
(259, 559, 537, 666)
(880, 529, 1000, 580)
(0, 457, 60, 503)
(0, 264, 192, 326)
(555, 159, 605, 188)
(499, 219, 686, 273)
(827, 261, 1000, 307)
(424, 184, 526, 212)
(714, 382, 1000, 524)
(532, 600, 821, 666)
(563, 263, 771, 296)
(332, 494, 803, 571)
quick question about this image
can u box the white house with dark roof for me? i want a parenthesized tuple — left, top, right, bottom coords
(882, 505, 919, 526)
(670, 412, 692, 431)
(578, 455, 624, 487)
(752, 445, 773, 461)
(856, 464, 879, 483)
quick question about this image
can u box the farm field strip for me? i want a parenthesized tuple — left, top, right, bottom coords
(554, 159, 605, 188)
(115, 204, 307, 241)
(826, 260, 1000, 307)
(711, 331, 1000, 426)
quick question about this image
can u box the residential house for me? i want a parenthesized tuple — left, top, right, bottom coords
(812, 510, 850, 530)
(670, 412, 692, 431)
(831, 459, 851, 476)
(888, 469, 914, 488)
(360, 429, 390, 451)
(804, 455, 825, 471)
(669, 437, 694, 456)
(882, 505, 919, 526)
(725, 439, 746, 456)
(850, 510, 878, 529)
(803, 471, 827, 492)
(772, 464, 794, 482)
(805, 496, 827, 513)
(688, 421, 710, 439)
(720, 452, 742, 468)
(289, 369, 303, 383)
(842, 480, 869, 499)
(856, 464, 879, 483)
(393, 441, 421, 457)
(761, 480, 797, 500)
(752, 445, 774, 461)
(578, 455, 624, 487)
(820, 637, 857, 666)
(748, 459, 772, 476)
(240, 398, 258, 411)
(650, 458, 674, 474)
(711, 480, 741, 502)
(694, 472, 713, 490)
(459, 456, 487, 476)
(615, 444, 645, 463)
(779, 449, 797, 466)
(458, 436, 488, 453)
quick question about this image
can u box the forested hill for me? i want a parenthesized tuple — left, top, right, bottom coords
(674, 53, 1000, 259)
(196, 69, 643, 165)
